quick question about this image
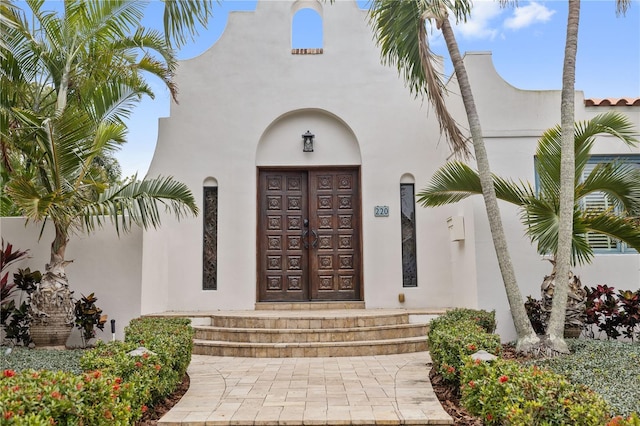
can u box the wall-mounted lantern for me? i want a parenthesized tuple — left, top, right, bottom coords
(302, 130, 315, 152)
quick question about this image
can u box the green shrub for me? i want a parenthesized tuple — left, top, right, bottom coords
(125, 317, 194, 397)
(0, 368, 134, 425)
(82, 317, 193, 409)
(533, 339, 640, 417)
(1, 317, 193, 424)
(428, 318, 501, 384)
(608, 413, 640, 426)
(430, 308, 496, 333)
(80, 341, 157, 419)
(460, 357, 611, 426)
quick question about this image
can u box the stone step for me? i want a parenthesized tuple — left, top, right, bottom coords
(210, 311, 410, 329)
(194, 322, 428, 343)
(193, 335, 429, 357)
(255, 301, 366, 310)
(149, 309, 444, 358)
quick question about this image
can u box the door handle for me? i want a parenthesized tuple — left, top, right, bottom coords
(302, 230, 309, 249)
(311, 230, 319, 248)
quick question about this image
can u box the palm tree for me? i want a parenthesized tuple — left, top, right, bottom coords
(1, 0, 213, 170)
(369, 0, 539, 351)
(1, 1, 209, 345)
(6, 105, 199, 345)
(549, 0, 631, 354)
(418, 112, 640, 337)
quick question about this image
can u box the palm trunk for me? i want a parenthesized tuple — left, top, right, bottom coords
(440, 18, 539, 351)
(547, 0, 581, 354)
(29, 225, 74, 346)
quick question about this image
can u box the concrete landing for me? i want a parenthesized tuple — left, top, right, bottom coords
(159, 352, 453, 425)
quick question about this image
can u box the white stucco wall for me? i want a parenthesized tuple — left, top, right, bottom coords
(445, 52, 640, 340)
(1, 217, 143, 342)
(2, 2, 638, 343)
(141, 0, 455, 313)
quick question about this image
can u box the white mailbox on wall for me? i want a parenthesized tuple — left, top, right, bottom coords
(447, 216, 465, 241)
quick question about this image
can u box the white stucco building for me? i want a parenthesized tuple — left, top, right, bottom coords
(2, 0, 639, 341)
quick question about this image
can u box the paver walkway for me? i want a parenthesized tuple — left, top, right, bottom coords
(159, 352, 453, 425)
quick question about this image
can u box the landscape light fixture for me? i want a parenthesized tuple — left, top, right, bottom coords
(302, 130, 315, 152)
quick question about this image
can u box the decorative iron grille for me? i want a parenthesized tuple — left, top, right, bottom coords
(203, 186, 218, 290)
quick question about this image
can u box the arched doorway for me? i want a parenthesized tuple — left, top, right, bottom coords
(255, 109, 362, 302)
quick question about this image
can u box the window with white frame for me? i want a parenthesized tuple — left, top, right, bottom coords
(582, 155, 640, 253)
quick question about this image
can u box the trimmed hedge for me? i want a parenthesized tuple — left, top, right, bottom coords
(460, 357, 611, 425)
(430, 308, 496, 334)
(428, 309, 500, 384)
(1, 369, 135, 425)
(0, 316, 193, 424)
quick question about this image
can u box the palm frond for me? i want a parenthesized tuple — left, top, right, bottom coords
(368, 0, 469, 156)
(85, 82, 144, 124)
(584, 212, 640, 252)
(161, 0, 213, 49)
(573, 112, 638, 174)
(82, 176, 199, 235)
(580, 161, 640, 214)
(417, 162, 481, 206)
(417, 161, 536, 207)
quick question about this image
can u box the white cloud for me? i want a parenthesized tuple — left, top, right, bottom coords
(504, 2, 555, 30)
(452, 0, 504, 40)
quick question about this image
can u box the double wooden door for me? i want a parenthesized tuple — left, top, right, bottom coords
(258, 168, 361, 302)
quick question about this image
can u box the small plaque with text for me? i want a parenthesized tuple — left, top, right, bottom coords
(374, 206, 389, 217)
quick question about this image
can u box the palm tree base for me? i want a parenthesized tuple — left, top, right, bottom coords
(30, 304, 74, 347)
(29, 276, 75, 347)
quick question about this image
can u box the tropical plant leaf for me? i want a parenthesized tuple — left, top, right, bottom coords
(82, 176, 199, 235)
(422, 113, 640, 265)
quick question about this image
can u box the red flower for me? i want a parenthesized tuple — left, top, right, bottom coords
(135, 361, 143, 368)
(50, 391, 62, 399)
(499, 375, 509, 383)
(446, 365, 455, 374)
(474, 359, 482, 365)
(154, 364, 161, 371)
(12, 385, 20, 392)
(76, 383, 83, 391)
(4, 411, 14, 420)
(486, 413, 494, 421)
(31, 372, 39, 379)
(141, 405, 148, 413)
(115, 377, 123, 384)
(468, 380, 475, 388)
(3, 370, 16, 378)
(104, 410, 113, 420)
(93, 371, 102, 379)
(113, 384, 120, 391)
(467, 344, 477, 351)
(142, 353, 150, 359)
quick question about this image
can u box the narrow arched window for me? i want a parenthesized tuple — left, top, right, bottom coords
(203, 178, 218, 290)
(292, 8, 323, 53)
(400, 175, 417, 287)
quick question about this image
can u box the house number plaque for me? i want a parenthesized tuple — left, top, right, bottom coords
(374, 206, 389, 217)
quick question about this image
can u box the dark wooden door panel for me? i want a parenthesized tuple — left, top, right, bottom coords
(309, 170, 360, 301)
(258, 171, 309, 301)
(258, 168, 360, 302)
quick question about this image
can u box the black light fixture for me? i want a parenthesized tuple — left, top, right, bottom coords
(302, 130, 315, 152)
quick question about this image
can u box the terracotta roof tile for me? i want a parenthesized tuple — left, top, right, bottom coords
(585, 98, 640, 106)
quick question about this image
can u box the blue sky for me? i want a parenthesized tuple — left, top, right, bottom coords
(110, 0, 640, 177)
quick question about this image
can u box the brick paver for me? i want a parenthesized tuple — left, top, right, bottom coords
(159, 352, 452, 425)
